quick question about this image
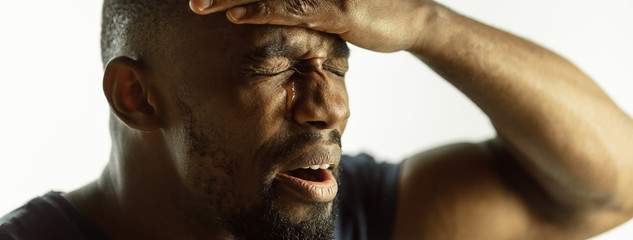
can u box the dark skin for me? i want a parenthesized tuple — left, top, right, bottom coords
(69, 12, 350, 239)
(67, 0, 633, 239)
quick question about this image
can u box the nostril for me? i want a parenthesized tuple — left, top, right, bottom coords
(306, 121, 328, 129)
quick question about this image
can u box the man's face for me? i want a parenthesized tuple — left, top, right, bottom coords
(146, 11, 350, 239)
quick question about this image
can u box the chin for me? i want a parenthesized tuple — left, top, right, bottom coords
(276, 196, 334, 222)
(255, 194, 338, 240)
(226, 189, 338, 240)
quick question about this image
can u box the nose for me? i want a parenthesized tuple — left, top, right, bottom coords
(292, 69, 350, 131)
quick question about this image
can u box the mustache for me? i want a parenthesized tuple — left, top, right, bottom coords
(268, 130, 342, 167)
(289, 130, 341, 148)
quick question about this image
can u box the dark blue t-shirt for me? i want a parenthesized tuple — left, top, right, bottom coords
(0, 154, 401, 240)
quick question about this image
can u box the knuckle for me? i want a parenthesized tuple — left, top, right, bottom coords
(255, 1, 272, 16)
(286, 0, 318, 15)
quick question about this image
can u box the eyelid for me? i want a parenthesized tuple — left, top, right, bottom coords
(248, 59, 294, 77)
(252, 68, 295, 77)
(245, 59, 347, 78)
(322, 65, 347, 77)
(249, 66, 345, 78)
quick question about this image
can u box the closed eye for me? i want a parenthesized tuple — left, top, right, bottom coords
(243, 59, 295, 78)
(323, 65, 346, 77)
(246, 65, 345, 78)
(252, 67, 297, 77)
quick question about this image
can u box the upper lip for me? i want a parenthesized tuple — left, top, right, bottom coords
(277, 145, 341, 173)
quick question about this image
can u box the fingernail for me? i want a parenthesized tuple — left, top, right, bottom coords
(193, 0, 213, 11)
(228, 7, 246, 21)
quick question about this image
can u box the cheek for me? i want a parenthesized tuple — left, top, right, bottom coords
(178, 82, 288, 198)
(334, 81, 351, 130)
(232, 83, 289, 145)
(175, 120, 266, 215)
(335, 81, 349, 106)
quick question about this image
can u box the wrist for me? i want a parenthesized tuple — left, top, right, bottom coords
(407, 2, 450, 56)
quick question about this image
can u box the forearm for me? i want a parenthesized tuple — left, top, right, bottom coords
(189, 0, 633, 213)
(410, 3, 633, 209)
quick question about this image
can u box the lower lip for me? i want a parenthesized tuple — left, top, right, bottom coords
(275, 169, 338, 202)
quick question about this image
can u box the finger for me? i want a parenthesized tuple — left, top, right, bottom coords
(189, 0, 262, 15)
(226, 1, 320, 28)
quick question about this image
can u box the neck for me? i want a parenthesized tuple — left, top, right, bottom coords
(67, 132, 235, 239)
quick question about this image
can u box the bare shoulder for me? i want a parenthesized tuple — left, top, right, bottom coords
(392, 140, 632, 240)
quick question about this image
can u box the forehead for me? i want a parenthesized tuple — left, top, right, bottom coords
(152, 12, 350, 90)
(171, 12, 349, 61)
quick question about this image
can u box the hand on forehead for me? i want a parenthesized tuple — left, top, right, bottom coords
(188, 0, 429, 53)
(189, 0, 346, 31)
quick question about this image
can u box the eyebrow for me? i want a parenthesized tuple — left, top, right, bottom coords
(250, 41, 350, 60)
(251, 45, 301, 59)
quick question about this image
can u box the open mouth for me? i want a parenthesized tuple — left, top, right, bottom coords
(280, 164, 332, 182)
(275, 164, 338, 202)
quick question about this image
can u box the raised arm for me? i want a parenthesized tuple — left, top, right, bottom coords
(189, 0, 633, 238)
(395, 4, 633, 238)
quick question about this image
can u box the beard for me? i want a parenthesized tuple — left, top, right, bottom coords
(176, 97, 340, 240)
(226, 187, 339, 240)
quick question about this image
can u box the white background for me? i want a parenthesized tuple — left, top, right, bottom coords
(0, 0, 631, 239)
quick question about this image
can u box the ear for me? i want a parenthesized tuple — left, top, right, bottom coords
(103, 56, 162, 132)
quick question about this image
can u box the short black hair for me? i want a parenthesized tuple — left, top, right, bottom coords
(100, 0, 176, 68)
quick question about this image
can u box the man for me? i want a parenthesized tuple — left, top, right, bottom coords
(1, 0, 632, 239)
